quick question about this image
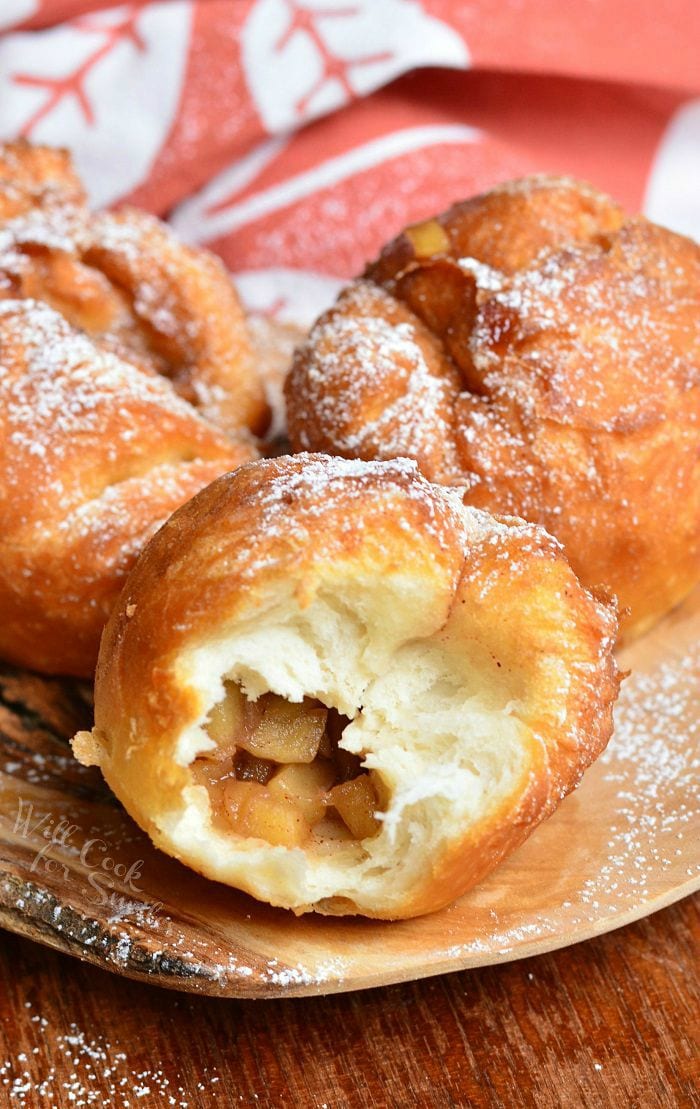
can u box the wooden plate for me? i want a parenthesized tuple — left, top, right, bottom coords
(0, 589, 697, 999)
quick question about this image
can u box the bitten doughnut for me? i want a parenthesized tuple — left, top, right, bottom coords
(0, 140, 270, 439)
(286, 176, 700, 639)
(0, 298, 251, 677)
(73, 454, 620, 919)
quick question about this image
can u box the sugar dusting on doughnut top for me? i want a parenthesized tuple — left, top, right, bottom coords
(0, 139, 266, 443)
(469, 224, 700, 431)
(292, 176, 700, 462)
(0, 298, 236, 525)
(286, 177, 700, 638)
(0, 147, 187, 345)
(289, 185, 700, 521)
(1, 300, 209, 459)
(0, 198, 189, 347)
(0, 204, 87, 285)
(88, 209, 198, 344)
(290, 281, 463, 482)
(0, 294, 243, 676)
(232, 452, 549, 591)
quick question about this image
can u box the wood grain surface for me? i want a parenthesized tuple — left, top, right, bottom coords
(0, 895, 697, 1107)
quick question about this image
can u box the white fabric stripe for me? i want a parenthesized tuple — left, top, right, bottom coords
(644, 98, 700, 241)
(171, 123, 482, 244)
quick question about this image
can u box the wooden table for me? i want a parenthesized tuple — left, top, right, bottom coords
(0, 895, 696, 1107)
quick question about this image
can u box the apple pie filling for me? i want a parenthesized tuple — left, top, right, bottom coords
(191, 682, 383, 848)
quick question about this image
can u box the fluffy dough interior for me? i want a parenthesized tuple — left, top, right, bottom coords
(162, 573, 528, 916)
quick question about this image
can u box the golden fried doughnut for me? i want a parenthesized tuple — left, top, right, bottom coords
(0, 299, 252, 677)
(286, 177, 700, 639)
(73, 454, 619, 919)
(0, 140, 270, 439)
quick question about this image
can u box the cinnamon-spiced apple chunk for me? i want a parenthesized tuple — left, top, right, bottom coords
(192, 685, 382, 847)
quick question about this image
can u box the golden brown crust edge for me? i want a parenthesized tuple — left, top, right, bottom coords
(0, 138, 86, 218)
(367, 174, 626, 282)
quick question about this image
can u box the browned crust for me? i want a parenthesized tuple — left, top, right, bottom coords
(0, 299, 251, 677)
(0, 138, 86, 219)
(286, 177, 700, 639)
(367, 175, 625, 282)
(0, 140, 271, 676)
(0, 140, 270, 439)
(84, 209, 270, 437)
(88, 454, 619, 919)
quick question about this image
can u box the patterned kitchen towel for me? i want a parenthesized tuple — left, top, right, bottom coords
(1, 0, 698, 328)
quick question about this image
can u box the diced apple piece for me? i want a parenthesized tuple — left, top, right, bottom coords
(329, 775, 381, 840)
(333, 745, 363, 783)
(240, 696, 328, 763)
(223, 779, 310, 847)
(190, 754, 235, 791)
(205, 682, 247, 753)
(269, 762, 334, 825)
(405, 217, 450, 258)
(370, 771, 391, 812)
(191, 755, 238, 824)
(311, 817, 353, 845)
(317, 729, 333, 759)
(234, 751, 275, 784)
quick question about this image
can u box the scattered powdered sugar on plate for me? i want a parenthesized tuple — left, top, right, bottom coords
(441, 631, 699, 960)
(260, 955, 349, 988)
(590, 643, 700, 895)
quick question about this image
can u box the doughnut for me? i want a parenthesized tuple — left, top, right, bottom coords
(72, 454, 620, 919)
(0, 140, 270, 440)
(0, 298, 251, 677)
(286, 176, 700, 639)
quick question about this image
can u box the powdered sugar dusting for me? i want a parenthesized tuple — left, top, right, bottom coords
(0, 1001, 222, 1107)
(313, 315, 455, 460)
(288, 185, 700, 640)
(469, 225, 700, 432)
(0, 202, 87, 290)
(289, 279, 463, 481)
(0, 298, 227, 495)
(294, 214, 700, 463)
(0, 296, 237, 668)
(89, 209, 195, 345)
(84, 208, 267, 437)
(233, 452, 519, 586)
(0, 140, 264, 439)
(457, 255, 504, 291)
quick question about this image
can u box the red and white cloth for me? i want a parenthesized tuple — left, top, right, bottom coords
(0, 0, 698, 328)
